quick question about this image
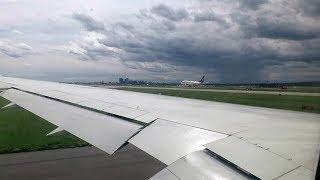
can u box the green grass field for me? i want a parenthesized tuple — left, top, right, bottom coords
(197, 86, 320, 93)
(117, 87, 320, 113)
(0, 97, 89, 154)
(119, 85, 320, 93)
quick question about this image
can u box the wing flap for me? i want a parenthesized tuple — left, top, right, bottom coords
(150, 150, 251, 180)
(205, 136, 299, 179)
(276, 166, 314, 180)
(234, 126, 320, 171)
(149, 169, 179, 180)
(129, 119, 227, 165)
(1, 89, 143, 154)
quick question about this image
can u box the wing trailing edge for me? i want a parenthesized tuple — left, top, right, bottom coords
(1, 102, 16, 109)
(0, 89, 143, 154)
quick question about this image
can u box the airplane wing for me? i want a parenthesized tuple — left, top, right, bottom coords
(0, 75, 319, 180)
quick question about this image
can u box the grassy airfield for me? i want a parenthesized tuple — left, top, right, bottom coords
(203, 86, 320, 93)
(0, 97, 89, 154)
(117, 87, 320, 113)
(0, 86, 319, 154)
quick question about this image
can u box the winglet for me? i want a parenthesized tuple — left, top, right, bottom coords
(47, 127, 65, 136)
(1, 102, 16, 109)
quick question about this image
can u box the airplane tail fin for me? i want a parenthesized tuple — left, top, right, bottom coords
(199, 75, 205, 83)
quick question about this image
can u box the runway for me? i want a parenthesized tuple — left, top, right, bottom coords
(116, 86, 320, 96)
(0, 144, 165, 180)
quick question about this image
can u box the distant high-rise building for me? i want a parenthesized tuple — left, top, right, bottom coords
(119, 78, 124, 84)
(119, 77, 149, 85)
(124, 78, 129, 84)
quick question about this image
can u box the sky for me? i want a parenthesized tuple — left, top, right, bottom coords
(0, 0, 319, 83)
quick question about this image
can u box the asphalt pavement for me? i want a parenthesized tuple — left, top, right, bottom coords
(0, 144, 165, 180)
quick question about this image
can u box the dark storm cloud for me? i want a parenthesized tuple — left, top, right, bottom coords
(246, 17, 320, 40)
(69, 1, 320, 82)
(298, 0, 320, 17)
(72, 13, 105, 31)
(234, 0, 320, 41)
(239, 0, 268, 10)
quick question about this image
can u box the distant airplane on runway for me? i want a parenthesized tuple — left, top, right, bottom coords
(180, 75, 205, 87)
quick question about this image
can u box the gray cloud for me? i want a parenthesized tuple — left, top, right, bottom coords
(193, 11, 229, 28)
(68, 32, 119, 60)
(150, 4, 189, 21)
(72, 13, 105, 31)
(262, 61, 320, 82)
(0, 40, 33, 58)
(240, 11, 320, 40)
(123, 61, 176, 73)
(239, 0, 268, 10)
(257, 20, 318, 40)
(68, 0, 320, 82)
(298, 0, 320, 17)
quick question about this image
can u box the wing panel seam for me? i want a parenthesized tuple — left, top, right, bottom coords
(8, 87, 148, 126)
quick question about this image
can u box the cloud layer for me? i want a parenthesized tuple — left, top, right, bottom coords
(68, 0, 320, 82)
(0, 0, 319, 82)
(0, 39, 33, 58)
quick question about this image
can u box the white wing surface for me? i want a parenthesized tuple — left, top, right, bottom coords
(1, 89, 142, 154)
(0, 76, 319, 180)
